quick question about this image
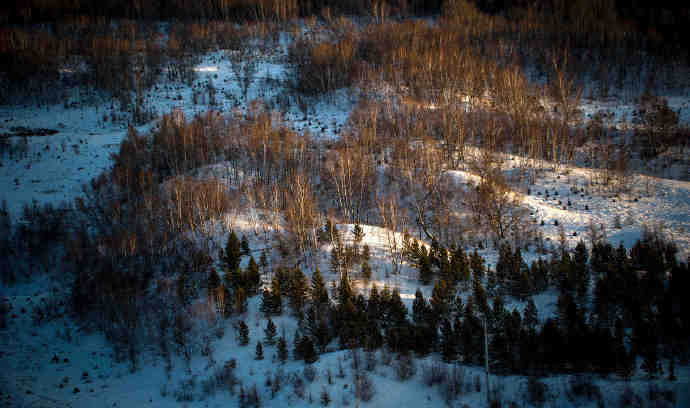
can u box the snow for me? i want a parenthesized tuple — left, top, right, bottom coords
(0, 47, 355, 219)
(2, 24, 690, 408)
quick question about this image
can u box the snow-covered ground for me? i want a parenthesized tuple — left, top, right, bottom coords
(0, 47, 354, 219)
(2, 28, 690, 408)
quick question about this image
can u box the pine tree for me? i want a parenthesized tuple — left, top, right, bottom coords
(523, 297, 539, 332)
(277, 336, 288, 362)
(367, 284, 381, 322)
(470, 249, 484, 282)
(311, 268, 329, 308)
(241, 234, 250, 255)
(418, 253, 433, 285)
(430, 279, 451, 322)
(246, 256, 261, 294)
(238, 320, 249, 346)
(300, 336, 318, 364)
(208, 268, 220, 292)
(223, 230, 242, 271)
(264, 318, 277, 345)
(288, 267, 309, 314)
(255, 341, 264, 360)
(574, 240, 590, 305)
(440, 319, 456, 362)
(261, 288, 275, 317)
(412, 288, 429, 325)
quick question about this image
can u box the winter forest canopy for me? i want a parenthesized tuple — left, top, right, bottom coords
(1, 1, 690, 407)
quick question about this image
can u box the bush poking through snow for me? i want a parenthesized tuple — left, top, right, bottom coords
(292, 374, 306, 399)
(200, 359, 238, 397)
(320, 386, 331, 406)
(395, 354, 416, 381)
(354, 372, 375, 402)
(303, 364, 316, 383)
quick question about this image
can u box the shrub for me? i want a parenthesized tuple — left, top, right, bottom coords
(355, 373, 375, 402)
(303, 365, 316, 383)
(395, 354, 416, 381)
(292, 374, 305, 399)
(320, 386, 331, 406)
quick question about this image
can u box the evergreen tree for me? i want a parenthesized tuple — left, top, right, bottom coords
(337, 272, 353, 307)
(261, 288, 275, 317)
(388, 287, 408, 325)
(238, 320, 249, 346)
(223, 230, 242, 271)
(288, 267, 309, 314)
(470, 249, 484, 282)
(255, 341, 264, 360)
(574, 240, 590, 305)
(306, 306, 330, 352)
(430, 279, 452, 322)
(264, 318, 277, 345)
(367, 284, 382, 322)
(300, 336, 318, 364)
(440, 318, 456, 362)
(241, 234, 250, 255)
(311, 268, 329, 308)
(412, 288, 429, 325)
(523, 297, 539, 332)
(277, 336, 288, 362)
(418, 253, 433, 285)
(245, 256, 261, 294)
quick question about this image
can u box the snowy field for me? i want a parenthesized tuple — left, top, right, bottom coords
(2, 40, 690, 407)
(0, 48, 354, 218)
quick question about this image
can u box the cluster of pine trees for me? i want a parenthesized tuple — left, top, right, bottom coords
(199, 216, 688, 380)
